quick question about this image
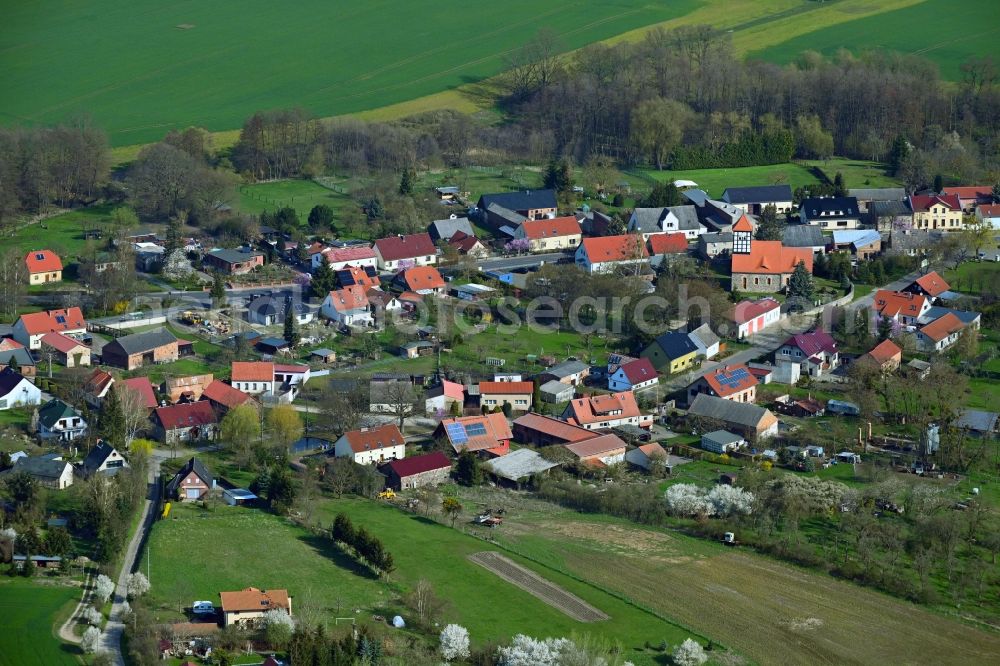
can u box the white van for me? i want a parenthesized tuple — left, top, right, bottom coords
(192, 601, 214, 615)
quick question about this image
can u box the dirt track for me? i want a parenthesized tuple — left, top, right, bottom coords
(468, 551, 609, 622)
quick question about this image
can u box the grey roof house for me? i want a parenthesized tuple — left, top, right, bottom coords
(782, 225, 828, 253)
(80, 440, 129, 478)
(698, 231, 733, 259)
(628, 206, 705, 239)
(428, 216, 475, 242)
(1, 453, 74, 489)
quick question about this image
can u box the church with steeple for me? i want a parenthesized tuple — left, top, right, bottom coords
(730, 214, 813, 293)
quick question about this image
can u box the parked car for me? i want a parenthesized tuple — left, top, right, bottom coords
(192, 601, 215, 615)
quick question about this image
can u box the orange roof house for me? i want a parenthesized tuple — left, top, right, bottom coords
(13, 308, 87, 349)
(398, 266, 446, 294)
(231, 361, 274, 383)
(562, 391, 649, 430)
(730, 219, 812, 293)
(873, 290, 930, 323)
(434, 413, 512, 455)
(906, 271, 950, 298)
(687, 364, 758, 405)
(25, 250, 63, 284)
(862, 339, 902, 372)
(515, 216, 582, 251)
(575, 235, 648, 273)
(917, 313, 968, 352)
(219, 587, 291, 627)
(120, 377, 159, 409)
(201, 380, 255, 411)
(648, 233, 689, 255)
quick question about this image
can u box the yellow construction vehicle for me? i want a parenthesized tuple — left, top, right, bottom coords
(377, 489, 396, 500)
(180, 311, 203, 325)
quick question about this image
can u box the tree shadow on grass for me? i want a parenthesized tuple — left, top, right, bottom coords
(407, 515, 448, 528)
(296, 534, 379, 581)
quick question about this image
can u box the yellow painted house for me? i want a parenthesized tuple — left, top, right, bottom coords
(641, 331, 699, 374)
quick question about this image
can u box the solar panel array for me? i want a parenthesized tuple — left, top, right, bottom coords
(465, 423, 488, 437)
(445, 422, 468, 443)
(717, 367, 750, 389)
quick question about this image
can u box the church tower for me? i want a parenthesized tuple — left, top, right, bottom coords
(733, 214, 753, 254)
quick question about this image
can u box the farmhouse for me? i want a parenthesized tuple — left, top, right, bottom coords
(687, 393, 778, 441)
(512, 413, 594, 446)
(37, 399, 87, 442)
(687, 364, 758, 405)
(908, 194, 963, 231)
(0, 367, 40, 410)
(83, 369, 115, 408)
(39, 332, 90, 368)
(975, 203, 1000, 230)
(201, 380, 256, 414)
(373, 233, 437, 271)
(153, 401, 219, 444)
(782, 225, 828, 255)
(424, 380, 464, 414)
(101, 328, 179, 370)
(831, 229, 882, 260)
(166, 457, 215, 500)
(698, 231, 734, 259)
(538, 359, 589, 386)
(798, 196, 861, 230)
(434, 413, 512, 455)
(12, 308, 87, 350)
(575, 235, 648, 274)
(429, 215, 475, 242)
(627, 206, 705, 241)
(513, 215, 582, 251)
(382, 451, 452, 490)
(478, 381, 533, 412)
(333, 424, 405, 465)
(563, 391, 650, 430)
(915, 312, 968, 352)
(607, 357, 658, 392)
(861, 339, 902, 372)
(395, 266, 446, 295)
(1, 453, 73, 490)
(647, 233, 690, 262)
(849, 187, 906, 213)
(564, 433, 628, 467)
(79, 440, 128, 478)
(24, 250, 63, 284)
(941, 186, 993, 212)
(219, 588, 291, 628)
(641, 330, 699, 374)
(732, 297, 781, 339)
(873, 290, 931, 325)
(721, 185, 793, 215)
(476, 189, 558, 227)
(904, 271, 951, 299)
(311, 245, 378, 272)
(447, 231, 489, 257)
(321, 286, 374, 327)
(730, 216, 813, 293)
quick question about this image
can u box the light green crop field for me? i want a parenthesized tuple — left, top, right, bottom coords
(0, 579, 80, 666)
(751, 0, 1000, 80)
(0, 0, 700, 146)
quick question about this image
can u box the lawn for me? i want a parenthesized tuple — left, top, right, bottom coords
(633, 162, 821, 198)
(0, 578, 81, 666)
(2, 207, 113, 259)
(476, 488, 1000, 665)
(1, 0, 700, 146)
(751, 0, 1000, 81)
(942, 261, 1000, 295)
(237, 180, 355, 223)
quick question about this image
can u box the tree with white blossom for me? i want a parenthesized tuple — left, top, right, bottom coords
(665, 483, 711, 517)
(439, 623, 470, 662)
(82, 605, 103, 626)
(672, 639, 708, 666)
(126, 572, 150, 599)
(263, 608, 295, 648)
(497, 634, 572, 666)
(707, 484, 755, 517)
(81, 626, 101, 654)
(161, 249, 193, 279)
(665, 483, 754, 518)
(95, 574, 115, 603)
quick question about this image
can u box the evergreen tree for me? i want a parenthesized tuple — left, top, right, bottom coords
(455, 450, 482, 486)
(753, 204, 784, 240)
(362, 196, 384, 221)
(933, 174, 943, 193)
(99, 387, 126, 448)
(311, 255, 336, 298)
(788, 261, 814, 300)
(283, 304, 300, 347)
(398, 168, 415, 195)
(888, 135, 910, 175)
(640, 181, 681, 208)
(294, 240, 309, 265)
(833, 172, 846, 196)
(308, 204, 335, 232)
(210, 272, 226, 307)
(165, 217, 183, 255)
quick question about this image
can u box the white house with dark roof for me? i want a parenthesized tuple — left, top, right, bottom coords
(628, 206, 705, 241)
(608, 357, 658, 392)
(334, 424, 406, 465)
(721, 185, 793, 215)
(79, 440, 128, 477)
(799, 196, 862, 230)
(0, 367, 41, 410)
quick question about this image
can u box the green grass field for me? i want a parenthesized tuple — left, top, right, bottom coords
(141, 501, 696, 663)
(3, 207, 113, 259)
(0, 578, 80, 666)
(634, 159, 899, 198)
(1, 0, 700, 146)
(751, 0, 1000, 80)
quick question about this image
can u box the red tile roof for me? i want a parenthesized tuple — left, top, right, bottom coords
(343, 424, 404, 454)
(340, 265, 379, 289)
(436, 380, 465, 401)
(120, 377, 158, 409)
(978, 203, 1000, 217)
(565, 433, 627, 460)
(702, 364, 757, 398)
(867, 339, 902, 365)
(321, 246, 377, 264)
(636, 442, 667, 459)
(783, 330, 837, 357)
(732, 214, 754, 232)
(941, 186, 991, 201)
(579, 235, 648, 263)
(219, 587, 290, 613)
(479, 381, 534, 395)
(18, 308, 86, 335)
(909, 194, 960, 212)
(519, 216, 581, 240)
(566, 391, 640, 426)
(647, 233, 689, 255)
(84, 369, 114, 396)
(437, 413, 512, 452)
(384, 451, 451, 478)
(230, 361, 274, 382)
(24, 250, 63, 274)
(732, 297, 781, 324)
(912, 271, 950, 297)
(0, 339, 24, 351)
(512, 413, 595, 443)
(874, 290, 927, 318)
(326, 285, 369, 313)
(374, 233, 436, 261)
(201, 380, 254, 409)
(401, 266, 446, 291)
(617, 358, 658, 385)
(449, 231, 483, 254)
(731, 241, 812, 275)
(154, 401, 218, 431)
(40, 331, 85, 354)
(273, 364, 308, 374)
(919, 312, 965, 342)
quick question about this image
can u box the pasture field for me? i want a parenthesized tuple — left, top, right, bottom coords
(479, 490, 1000, 665)
(140, 500, 697, 664)
(237, 179, 354, 222)
(751, 0, 1000, 81)
(2, 206, 113, 259)
(1, 0, 699, 146)
(0, 578, 81, 666)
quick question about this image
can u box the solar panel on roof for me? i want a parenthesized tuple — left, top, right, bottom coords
(445, 423, 468, 443)
(465, 423, 488, 437)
